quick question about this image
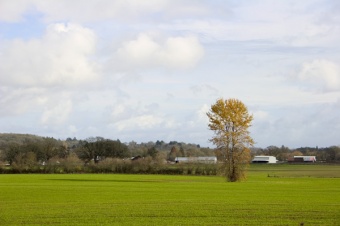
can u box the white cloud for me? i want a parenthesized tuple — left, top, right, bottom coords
(197, 104, 210, 122)
(68, 125, 78, 135)
(33, 0, 169, 23)
(252, 100, 340, 148)
(41, 98, 72, 126)
(252, 110, 269, 121)
(3, 1, 338, 48)
(117, 34, 161, 67)
(0, 0, 33, 22)
(113, 114, 164, 131)
(1, 1, 340, 148)
(0, 23, 98, 88)
(0, 87, 46, 116)
(0, 22, 99, 124)
(161, 36, 204, 68)
(1, 0, 214, 24)
(0, 0, 205, 23)
(297, 59, 340, 92)
(159, 1, 340, 48)
(116, 33, 204, 69)
(110, 104, 127, 119)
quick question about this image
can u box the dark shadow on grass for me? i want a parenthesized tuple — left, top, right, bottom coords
(45, 179, 162, 183)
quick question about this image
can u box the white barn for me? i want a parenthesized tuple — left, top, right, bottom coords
(175, 157, 217, 164)
(293, 156, 316, 162)
(252, 156, 277, 164)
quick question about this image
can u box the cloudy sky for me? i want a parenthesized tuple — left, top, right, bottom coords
(0, 0, 340, 148)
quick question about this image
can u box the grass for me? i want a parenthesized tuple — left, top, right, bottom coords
(0, 164, 339, 225)
(249, 163, 340, 178)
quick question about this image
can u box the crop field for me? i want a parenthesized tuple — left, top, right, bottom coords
(0, 164, 339, 225)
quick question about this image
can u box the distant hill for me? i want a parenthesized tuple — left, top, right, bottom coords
(0, 133, 213, 156)
(0, 133, 45, 147)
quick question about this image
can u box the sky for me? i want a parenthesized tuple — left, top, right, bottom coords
(0, 0, 340, 148)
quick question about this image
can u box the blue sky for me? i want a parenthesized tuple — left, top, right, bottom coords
(0, 0, 339, 148)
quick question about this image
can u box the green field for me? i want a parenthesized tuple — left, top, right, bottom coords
(0, 164, 339, 225)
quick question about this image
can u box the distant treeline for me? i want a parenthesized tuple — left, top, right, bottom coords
(0, 156, 218, 175)
(0, 133, 216, 174)
(251, 145, 340, 162)
(0, 133, 339, 174)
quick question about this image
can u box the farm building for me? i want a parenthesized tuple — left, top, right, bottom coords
(175, 157, 217, 164)
(288, 156, 316, 163)
(252, 156, 277, 164)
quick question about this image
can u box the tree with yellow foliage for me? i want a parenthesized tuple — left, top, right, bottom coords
(207, 98, 254, 182)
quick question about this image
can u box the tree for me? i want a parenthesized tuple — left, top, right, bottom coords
(147, 147, 158, 159)
(207, 98, 254, 182)
(39, 137, 60, 161)
(168, 146, 178, 161)
(12, 151, 37, 172)
(4, 143, 21, 164)
(76, 139, 129, 163)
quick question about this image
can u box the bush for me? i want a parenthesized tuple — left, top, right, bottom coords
(0, 154, 218, 176)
